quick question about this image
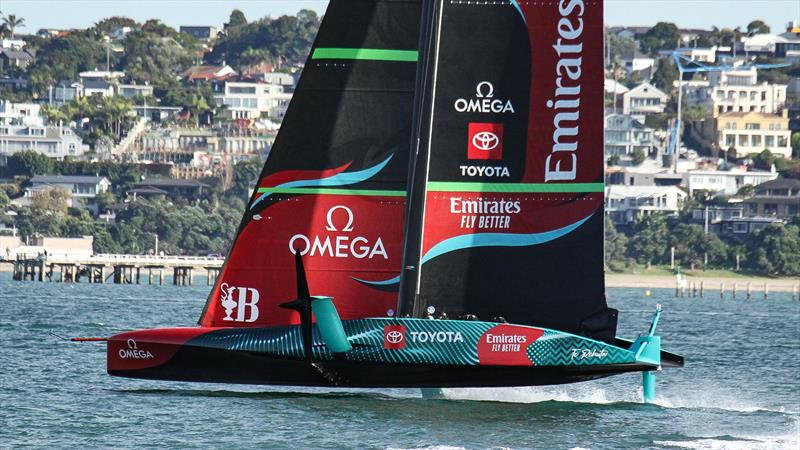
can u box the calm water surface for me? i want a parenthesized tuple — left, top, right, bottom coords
(1, 273, 798, 449)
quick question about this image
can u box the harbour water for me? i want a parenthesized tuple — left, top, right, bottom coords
(1, 273, 798, 449)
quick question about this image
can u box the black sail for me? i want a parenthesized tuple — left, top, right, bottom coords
(200, 0, 421, 328)
(398, 0, 615, 340)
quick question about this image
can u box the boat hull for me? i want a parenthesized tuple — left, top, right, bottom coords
(107, 318, 676, 387)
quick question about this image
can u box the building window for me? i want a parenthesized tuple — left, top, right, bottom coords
(725, 135, 735, 147)
(229, 86, 256, 94)
(778, 136, 787, 147)
(734, 223, 748, 233)
(739, 134, 748, 147)
(745, 123, 759, 130)
(751, 135, 761, 147)
(765, 135, 774, 147)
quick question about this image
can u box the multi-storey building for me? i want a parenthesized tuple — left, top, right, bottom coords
(605, 185, 688, 226)
(0, 124, 89, 162)
(214, 80, 294, 121)
(620, 82, 668, 118)
(687, 67, 787, 118)
(715, 111, 792, 158)
(604, 114, 658, 156)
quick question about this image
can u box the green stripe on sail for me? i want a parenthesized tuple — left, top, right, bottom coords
(257, 187, 406, 197)
(426, 182, 605, 193)
(312, 48, 419, 62)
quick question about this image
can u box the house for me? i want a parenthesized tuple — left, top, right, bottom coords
(0, 125, 89, 161)
(213, 80, 293, 120)
(682, 168, 778, 196)
(78, 70, 125, 83)
(179, 26, 221, 42)
(694, 67, 788, 118)
(183, 65, 237, 83)
(667, 47, 719, 63)
(608, 26, 650, 41)
(620, 52, 655, 79)
(53, 80, 83, 104)
(117, 83, 154, 98)
(0, 49, 35, 71)
(604, 114, 658, 157)
(742, 179, 800, 218)
(0, 76, 27, 90)
(0, 100, 42, 126)
(83, 79, 114, 97)
(1, 38, 26, 50)
(13, 176, 110, 214)
(715, 111, 792, 158)
(605, 185, 688, 226)
(620, 82, 668, 117)
(130, 178, 209, 201)
(775, 28, 800, 58)
(110, 27, 133, 40)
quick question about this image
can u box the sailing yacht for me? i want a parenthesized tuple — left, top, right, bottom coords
(96, 0, 682, 402)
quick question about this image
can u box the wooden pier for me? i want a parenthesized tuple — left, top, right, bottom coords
(1, 253, 224, 286)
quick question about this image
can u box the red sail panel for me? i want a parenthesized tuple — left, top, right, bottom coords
(198, 0, 420, 327)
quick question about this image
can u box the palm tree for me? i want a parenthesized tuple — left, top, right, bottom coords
(2, 14, 25, 38)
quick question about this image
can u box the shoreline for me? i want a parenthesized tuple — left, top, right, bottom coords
(606, 273, 799, 293)
(3, 261, 797, 292)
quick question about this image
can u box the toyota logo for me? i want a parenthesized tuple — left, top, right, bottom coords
(386, 330, 404, 344)
(472, 131, 499, 151)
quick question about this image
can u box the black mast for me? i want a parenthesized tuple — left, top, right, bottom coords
(397, 0, 441, 318)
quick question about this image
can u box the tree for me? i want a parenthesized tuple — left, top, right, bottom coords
(628, 214, 670, 267)
(0, 189, 9, 214)
(226, 9, 247, 30)
(746, 20, 770, 35)
(606, 33, 637, 65)
(233, 159, 262, 199)
(640, 22, 679, 56)
(30, 187, 70, 215)
(651, 58, 679, 92)
(746, 224, 800, 276)
(631, 148, 646, 165)
(668, 223, 726, 270)
(792, 132, 800, 159)
(604, 216, 628, 271)
(93, 16, 138, 35)
(2, 14, 25, 38)
(6, 151, 54, 176)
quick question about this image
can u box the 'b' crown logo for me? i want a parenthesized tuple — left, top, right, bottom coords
(220, 282, 260, 323)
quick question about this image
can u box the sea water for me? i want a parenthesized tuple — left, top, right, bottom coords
(1, 273, 798, 449)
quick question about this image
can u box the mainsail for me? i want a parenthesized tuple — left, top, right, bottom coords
(199, 0, 421, 327)
(398, 0, 615, 339)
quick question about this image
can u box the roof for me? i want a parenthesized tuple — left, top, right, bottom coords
(30, 175, 108, 184)
(127, 186, 169, 195)
(0, 49, 34, 60)
(754, 179, 800, 190)
(134, 179, 209, 188)
(626, 82, 667, 98)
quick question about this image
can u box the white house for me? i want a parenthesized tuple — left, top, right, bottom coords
(605, 185, 688, 225)
(214, 80, 293, 121)
(0, 100, 43, 126)
(682, 168, 778, 196)
(621, 82, 668, 117)
(686, 66, 787, 118)
(0, 125, 89, 161)
(621, 52, 655, 78)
